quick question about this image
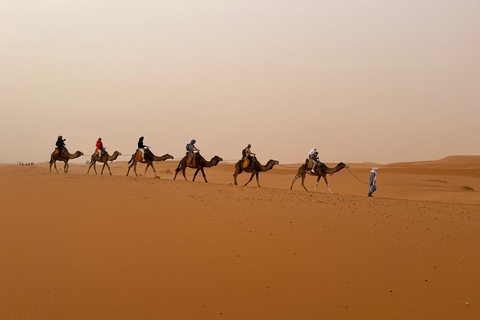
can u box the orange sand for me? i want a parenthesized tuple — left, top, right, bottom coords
(0, 156, 479, 319)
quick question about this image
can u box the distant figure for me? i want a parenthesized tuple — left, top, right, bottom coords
(186, 139, 199, 165)
(308, 148, 319, 173)
(368, 167, 378, 197)
(96, 138, 105, 157)
(56, 136, 66, 157)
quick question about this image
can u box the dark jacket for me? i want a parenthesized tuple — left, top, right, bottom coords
(56, 138, 65, 150)
(138, 138, 146, 149)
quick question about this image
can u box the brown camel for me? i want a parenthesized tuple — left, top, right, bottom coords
(49, 148, 84, 173)
(233, 157, 279, 187)
(87, 150, 122, 175)
(173, 153, 223, 182)
(290, 162, 348, 193)
(126, 148, 174, 177)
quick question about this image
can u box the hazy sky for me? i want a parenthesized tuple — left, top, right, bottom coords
(1, 0, 479, 164)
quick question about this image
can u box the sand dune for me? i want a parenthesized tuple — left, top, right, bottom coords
(0, 157, 479, 319)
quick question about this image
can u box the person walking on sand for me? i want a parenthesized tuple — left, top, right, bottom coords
(368, 167, 378, 197)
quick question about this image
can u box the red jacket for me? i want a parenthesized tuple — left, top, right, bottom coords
(96, 140, 103, 150)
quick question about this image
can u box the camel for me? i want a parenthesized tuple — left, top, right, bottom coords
(233, 157, 279, 187)
(173, 153, 223, 182)
(126, 148, 174, 177)
(290, 162, 348, 193)
(49, 148, 84, 173)
(87, 150, 122, 175)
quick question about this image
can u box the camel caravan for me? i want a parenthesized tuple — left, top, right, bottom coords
(49, 136, 349, 193)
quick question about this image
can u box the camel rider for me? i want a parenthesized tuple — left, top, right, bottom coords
(56, 136, 66, 157)
(138, 136, 147, 159)
(242, 144, 255, 168)
(308, 148, 319, 173)
(186, 139, 199, 165)
(96, 138, 105, 157)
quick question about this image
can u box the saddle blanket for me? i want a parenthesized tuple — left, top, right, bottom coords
(187, 154, 197, 167)
(134, 149, 145, 163)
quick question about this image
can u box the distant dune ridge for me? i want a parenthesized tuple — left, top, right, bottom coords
(0, 155, 479, 319)
(386, 155, 480, 168)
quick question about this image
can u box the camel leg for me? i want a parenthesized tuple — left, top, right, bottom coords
(50, 158, 57, 173)
(233, 166, 242, 185)
(101, 162, 111, 175)
(200, 168, 208, 183)
(244, 173, 255, 186)
(290, 174, 301, 190)
(126, 161, 134, 176)
(174, 164, 186, 181)
(87, 160, 93, 174)
(105, 162, 112, 175)
(53, 160, 58, 173)
(300, 174, 309, 192)
(133, 162, 139, 177)
(151, 163, 157, 177)
(144, 163, 150, 177)
(255, 172, 260, 187)
(64, 161, 69, 173)
(233, 172, 238, 185)
(101, 163, 106, 175)
(323, 175, 333, 194)
(193, 169, 200, 181)
(314, 175, 321, 192)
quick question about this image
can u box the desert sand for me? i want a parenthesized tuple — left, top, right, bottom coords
(0, 155, 479, 319)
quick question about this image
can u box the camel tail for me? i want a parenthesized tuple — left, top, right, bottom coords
(128, 158, 133, 164)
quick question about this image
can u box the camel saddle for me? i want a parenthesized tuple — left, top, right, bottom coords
(242, 158, 250, 168)
(186, 154, 198, 168)
(306, 158, 314, 170)
(134, 150, 146, 163)
(56, 148, 65, 157)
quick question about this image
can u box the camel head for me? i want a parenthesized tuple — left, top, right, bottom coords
(212, 156, 223, 163)
(166, 154, 174, 160)
(75, 151, 84, 157)
(338, 162, 348, 169)
(113, 151, 122, 156)
(270, 160, 280, 166)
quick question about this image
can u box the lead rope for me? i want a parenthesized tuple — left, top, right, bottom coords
(346, 167, 369, 184)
